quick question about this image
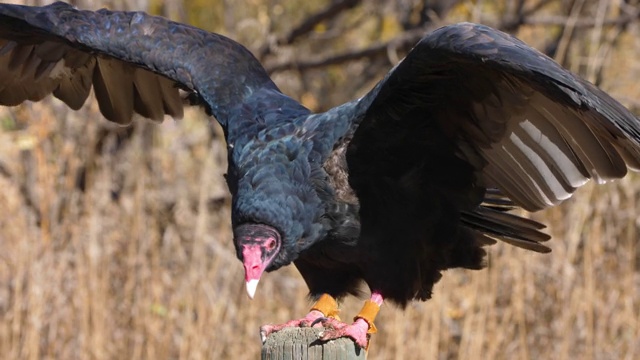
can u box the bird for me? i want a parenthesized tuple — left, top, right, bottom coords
(1, 1, 640, 349)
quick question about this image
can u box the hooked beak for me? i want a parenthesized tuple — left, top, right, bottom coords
(246, 279, 260, 299)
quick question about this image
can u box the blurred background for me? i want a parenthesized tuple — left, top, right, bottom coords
(0, 0, 639, 359)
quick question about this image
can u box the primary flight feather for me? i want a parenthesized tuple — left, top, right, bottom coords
(1, 1, 639, 348)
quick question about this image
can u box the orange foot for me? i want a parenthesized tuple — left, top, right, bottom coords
(318, 297, 381, 349)
(260, 293, 383, 350)
(260, 294, 340, 343)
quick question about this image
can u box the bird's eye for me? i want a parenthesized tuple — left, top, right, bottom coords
(265, 239, 276, 251)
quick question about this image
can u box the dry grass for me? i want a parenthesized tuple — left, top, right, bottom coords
(1, 0, 639, 359)
(1, 97, 638, 360)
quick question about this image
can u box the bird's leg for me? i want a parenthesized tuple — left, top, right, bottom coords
(259, 293, 340, 342)
(317, 291, 383, 349)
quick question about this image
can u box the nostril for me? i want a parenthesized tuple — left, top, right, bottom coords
(242, 245, 266, 279)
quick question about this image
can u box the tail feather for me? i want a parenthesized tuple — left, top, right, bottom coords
(461, 205, 551, 253)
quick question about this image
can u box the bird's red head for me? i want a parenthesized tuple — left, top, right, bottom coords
(234, 223, 281, 299)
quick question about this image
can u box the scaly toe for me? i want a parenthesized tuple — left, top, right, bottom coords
(259, 310, 327, 343)
(316, 318, 370, 348)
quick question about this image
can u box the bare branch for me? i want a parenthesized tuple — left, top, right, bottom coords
(267, 5, 640, 75)
(499, 0, 557, 32)
(258, 0, 362, 59)
(265, 25, 432, 73)
(509, 11, 640, 28)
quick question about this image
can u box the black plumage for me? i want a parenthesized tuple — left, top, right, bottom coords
(2, 1, 640, 345)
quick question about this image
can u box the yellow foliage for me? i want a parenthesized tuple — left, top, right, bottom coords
(379, 15, 401, 41)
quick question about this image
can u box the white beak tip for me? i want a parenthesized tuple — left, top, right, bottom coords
(246, 279, 259, 299)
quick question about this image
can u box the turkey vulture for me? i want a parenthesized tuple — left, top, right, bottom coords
(1, 2, 640, 349)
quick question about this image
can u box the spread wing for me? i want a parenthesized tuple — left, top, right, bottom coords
(351, 22, 640, 212)
(346, 23, 640, 252)
(0, 1, 278, 124)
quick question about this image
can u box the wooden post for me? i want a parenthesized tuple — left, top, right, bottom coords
(261, 327, 366, 360)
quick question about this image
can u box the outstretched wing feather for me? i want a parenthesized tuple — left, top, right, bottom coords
(0, 1, 278, 124)
(350, 22, 640, 250)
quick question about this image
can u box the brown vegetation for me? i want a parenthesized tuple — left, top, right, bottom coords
(0, 0, 638, 359)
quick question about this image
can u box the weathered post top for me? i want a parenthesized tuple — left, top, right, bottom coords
(261, 327, 367, 360)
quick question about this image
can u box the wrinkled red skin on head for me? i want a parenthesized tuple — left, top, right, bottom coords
(235, 224, 282, 297)
(239, 235, 280, 281)
(242, 245, 264, 281)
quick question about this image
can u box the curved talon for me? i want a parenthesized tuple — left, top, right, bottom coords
(259, 309, 327, 343)
(260, 295, 343, 344)
(310, 316, 329, 327)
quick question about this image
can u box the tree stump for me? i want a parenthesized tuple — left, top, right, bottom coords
(261, 327, 366, 360)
